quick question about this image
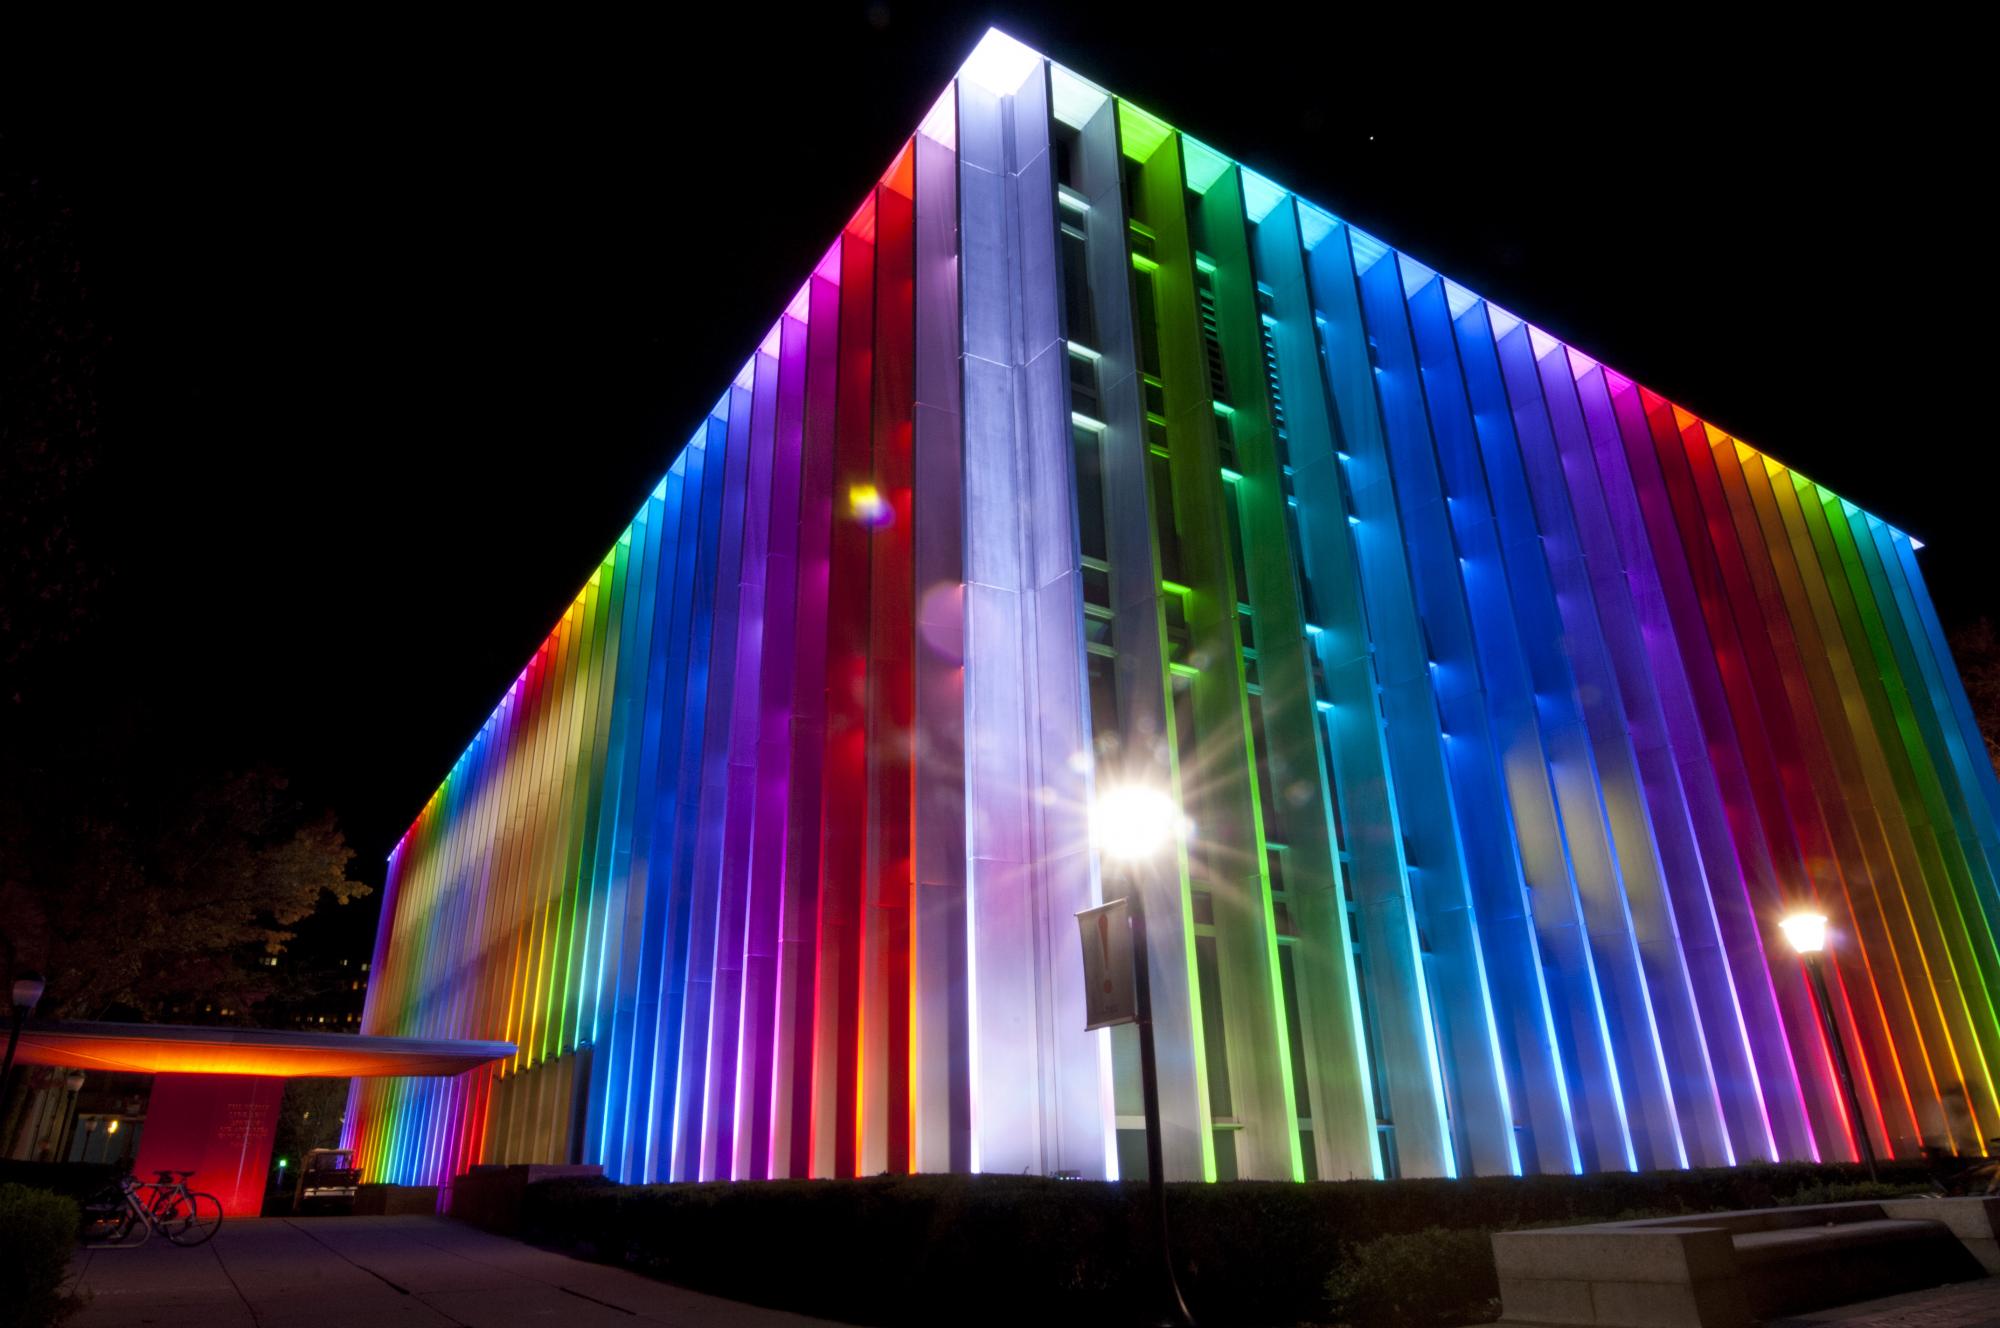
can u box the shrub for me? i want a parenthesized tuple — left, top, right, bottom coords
(520, 1159, 1934, 1327)
(1326, 1226, 1500, 1327)
(0, 1183, 83, 1328)
(1779, 1179, 1934, 1207)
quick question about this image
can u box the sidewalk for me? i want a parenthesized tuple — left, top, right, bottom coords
(68, 1214, 849, 1327)
(1765, 1278, 2000, 1326)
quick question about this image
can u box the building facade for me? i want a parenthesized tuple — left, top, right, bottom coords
(345, 33, 2000, 1188)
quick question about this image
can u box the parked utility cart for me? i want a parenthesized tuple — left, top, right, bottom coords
(292, 1148, 361, 1213)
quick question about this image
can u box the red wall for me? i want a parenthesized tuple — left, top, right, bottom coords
(134, 1073, 282, 1217)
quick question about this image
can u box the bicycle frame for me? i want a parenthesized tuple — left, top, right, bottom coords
(82, 1173, 223, 1248)
(81, 1179, 156, 1248)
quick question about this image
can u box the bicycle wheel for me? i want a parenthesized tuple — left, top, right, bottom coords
(150, 1189, 191, 1230)
(82, 1195, 148, 1247)
(163, 1191, 223, 1246)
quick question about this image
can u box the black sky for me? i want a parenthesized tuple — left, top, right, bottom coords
(6, 7, 1988, 900)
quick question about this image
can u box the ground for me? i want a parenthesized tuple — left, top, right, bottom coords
(67, 1214, 841, 1327)
(1765, 1279, 2000, 1326)
(66, 1213, 2000, 1327)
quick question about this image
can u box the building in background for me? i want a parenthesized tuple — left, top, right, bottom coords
(345, 32, 2000, 1189)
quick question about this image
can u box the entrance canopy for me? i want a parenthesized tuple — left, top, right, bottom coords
(13, 1020, 514, 1078)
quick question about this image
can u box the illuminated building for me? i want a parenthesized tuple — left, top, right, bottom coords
(345, 32, 2000, 1186)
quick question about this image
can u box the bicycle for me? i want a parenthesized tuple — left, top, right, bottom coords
(80, 1169, 224, 1247)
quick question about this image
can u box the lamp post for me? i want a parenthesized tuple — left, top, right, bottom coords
(1780, 912, 1877, 1182)
(1093, 784, 1197, 1328)
(3, 972, 46, 1097)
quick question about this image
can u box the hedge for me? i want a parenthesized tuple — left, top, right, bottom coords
(0, 1183, 83, 1328)
(521, 1159, 1934, 1327)
(1325, 1226, 1501, 1327)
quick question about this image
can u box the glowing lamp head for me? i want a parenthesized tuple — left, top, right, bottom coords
(1093, 784, 1186, 864)
(1780, 911, 1830, 956)
(848, 483, 893, 527)
(10, 974, 44, 1015)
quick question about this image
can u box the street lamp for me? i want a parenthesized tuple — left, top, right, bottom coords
(1781, 911, 1877, 1181)
(1093, 783, 1197, 1328)
(2, 972, 46, 1099)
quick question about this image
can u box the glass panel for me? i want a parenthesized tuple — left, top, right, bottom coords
(1196, 934, 1232, 1118)
(1061, 227, 1097, 349)
(1279, 946, 1312, 1117)
(1087, 651, 1121, 755)
(1072, 423, 1109, 564)
(1068, 350, 1101, 419)
(1211, 1129, 1239, 1181)
(1149, 451, 1183, 584)
(1132, 273, 1162, 378)
(1082, 562, 1112, 610)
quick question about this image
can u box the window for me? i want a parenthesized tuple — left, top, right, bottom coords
(1087, 652, 1121, 759)
(1224, 486, 1251, 606)
(1257, 284, 1289, 452)
(1248, 692, 1282, 838)
(1055, 129, 1083, 192)
(1213, 408, 1237, 472)
(1195, 935, 1232, 1121)
(1195, 259, 1230, 406)
(1061, 225, 1097, 349)
(1171, 671, 1198, 774)
(1083, 563, 1113, 613)
(1161, 591, 1191, 666)
(1149, 452, 1183, 585)
(1132, 270, 1163, 379)
(1068, 349, 1101, 422)
(1072, 421, 1110, 565)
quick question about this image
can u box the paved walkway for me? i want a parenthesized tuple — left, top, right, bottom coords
(1765, 1278, 2000, 1326)
(67, 1214, 847, 1327)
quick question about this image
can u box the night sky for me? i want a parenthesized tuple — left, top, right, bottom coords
(7, 9, 1983, 908)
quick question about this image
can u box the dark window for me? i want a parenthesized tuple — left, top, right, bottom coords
(1072, 423, 1109, 565)
(1162, 592, 1192, 663)
(1087, 652, 1121, 756)
(1278, 947, 1313, 1119)
(1224, 489, 1250, 605)
(1082, 563, 1113, 613)
(1196, 935, 1232, 1118)
(1149, 452, 1183, 585)
(1172, 672, 1197, 772)
(1195, 262, 1230, 406)
(1055, 129, 1083, 192)
(1069, 352, 1101, 421)
(1061, 227, 1098, 349)
(1248, 692, 1281, 837)
(1213, 410, 1237, 472)
(1132, 273, 1163, 379)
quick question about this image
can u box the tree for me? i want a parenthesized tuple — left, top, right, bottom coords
(1951, 618, 2000, 782)
(0, 761, 371, 1023)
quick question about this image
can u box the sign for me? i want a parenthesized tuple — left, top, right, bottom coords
(134, 1073, 284, 1217)
(1076, 897, 1138, 1030)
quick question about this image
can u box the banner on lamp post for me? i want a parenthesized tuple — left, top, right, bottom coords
(1076, 898, 1137, 1031)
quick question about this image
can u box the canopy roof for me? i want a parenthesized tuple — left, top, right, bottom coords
(12, 1020, 513, 1078)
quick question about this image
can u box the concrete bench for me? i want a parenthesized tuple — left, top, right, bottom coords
(1489, 1196, 2000, 1327)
